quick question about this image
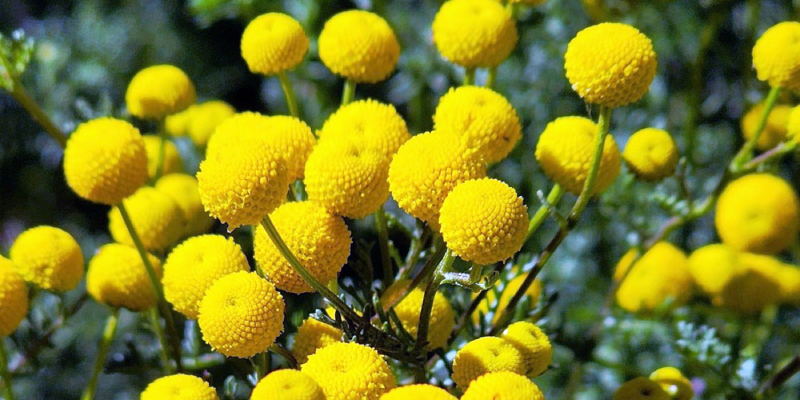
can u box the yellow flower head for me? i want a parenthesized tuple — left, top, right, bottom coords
(126, 65, 196, 119)
(252, 369, 324, 400)
(63, 117, 148, 205)
(388, 131, 487, 230)
(318, 10, 400, 83)
(787, 105, 800, 143)
(715, 173, 800, 254)
(155, 173, 215, 238)
(565, 23, 657, 108)
(301, 342, 396, 400)
(777, 264, 800, 306)
(716, 253, 783, 315)
(10, 226, 83, 292)
(740, 103, 792, 150)
(613, 377, 670, 400)
(292, 308, 343, 365)
(451, 336, 526, 390)
(141, 374, 219, 400)
(461, 371, 544, 400)
(535, 116, 621, 195)
(108, 187, 187, 252)
(86, 243, 162, 311)
(501, 322, 552, 378)
(162, 235, 250, 319)
(623, 128, 679, 182)
(649, 367, 694, 400)
(432, 0, 518, 68)
(198, 272, 285, 358)
(439, 178, 528, 264)
(318, 99, 411, 160)
(687, 244, 740, 297)
(752, 21, 800, 91)
(380, 384, 457, 400)
(254, 201, 351, 293)
(473, 275, 542, 324)
(166, 101, 236, 147)
(615, 242, 693, 312)
(0, 257, 28, 337)
(380, 279, 455, 350)
(433, 86, 522, 163)
(241, 13, 309, 75)
(143, 135, 183, 179)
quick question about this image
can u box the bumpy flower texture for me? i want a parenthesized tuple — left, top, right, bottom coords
(740, 103, 792, 150)
(86, 243, 162, 312)
(165, 100, 236, 148)
(292, 308, 344, 365)
(10, 226, 83, 292)
(461, 371, 545, 400)
(623, 128, 679, 182)
(501, 321, 552, 378)
(143, 135, 183, 179)
(318, 99, 410, 160)
(0, 257, 29, 337)
(613, 377, 670, 400)
(241, 13, 309, 75)
(126, 65, 196, 119)
(752, 21, 800, 91)
(301, 342, 396, 400)
(318, 10, 400, 83)
(451, 336, 526, 390)
(381, 385, 457, 400)
(432, 0, 518, 68)
(380, 280, 455, 350)
(140, 374, 219, 400)
(63, 117, 148, 205)
(565, 23, 657, 108)
(251, 369, 325, 400)
(155, 173, 215, 238)
(108, 187, 187, 252)
(614, 242, 693, 312)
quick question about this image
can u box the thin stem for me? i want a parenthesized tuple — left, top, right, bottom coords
(380, 242, 445, 314)
(147, 308, 174, 374)
(524, 184, 565, 243)
(375, 206, 394, 285)
(0, 338, 15, 400)
(81, 309, 119, 400)
(485, 67, 497, 88)
(759, 350, 800, 396)
(256, 352, 269, 380)
(341, 79, 356, 106)
(731, 86, 782, 171)
(414, 249, 455, 383)
(449, 262, 505, 344)
(569, 106, 612, 219)
(277, 71, 300, 119)
(268, 344, 298, 369)
(463, 68, 476, 86)
(9, 83, 68, 148)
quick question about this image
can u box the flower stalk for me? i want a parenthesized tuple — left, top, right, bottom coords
(80, 308, 119, 400)
(0, 338, 15, 400)
(277, 71, 300, 119)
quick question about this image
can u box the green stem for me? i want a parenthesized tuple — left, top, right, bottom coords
(375, 206, 394, 285)
(341, 79, 356, 106)
(569, 106, 612, 218)
(414, 249, 455, 382)
(0, 338, 14, 400)
(463, 68, 476, 86)
(268, 344, 298, 369)
(731, 86, 782, 171)
(524, 184, 565, 243)
(147, 308, 174, 374)
(485, 67, 497, 88)
(9, 83, 68, 148)
(81, 309, 119, 400)
(255, 352, 269, 380)
(277, 71, 300, 119)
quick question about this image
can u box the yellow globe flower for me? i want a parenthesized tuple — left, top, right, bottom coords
(439, 178, 528, 264)
(388, 131, 486, 230)
(623, 128, 679, 182)
(716, 253, 783, 315)
(740, 103, 792, 150)
(63, 117, 148, 205)
(155, 173, 215, 238)
(241, 13, 309, 75)
(86, 243, 161, 312)
(252, 369, 324, 400)
(126, 65, 196, 119)
(292, 309, 343, 365)
(318, 10, 400, 83)
(166, 101, 236, 147)
(777, 264, 800, 306)
(787, 105, 800, 143)
(461, 371, 544, 400)
(432, 0, 518, 68)
(380, 384, 457, 400)
(565, 23, 657, 108)
(198, 272, 285, 358)
(433, 86, 522, 163)
(687, 244, 740, 297)
(715, 173, 800, 254)
(649, 367, 694, 400)
(318, 99, 411, 160)
(615, 242, 693, 312)
(451, 336, 526, 390)
(143, 135, 183, 179)
(380, 280, 455, 350)
(0, 257, 29, 337)
(301, 342, 396, 400)
(473, 275, 542, 324)
(535, 116, 621, 195)
(752, 21, 800, 91)
(613, 377, 670, 400)
(10, 226, 83, 292)
(500, 322, 552, 378)
(162, 235, 250, 319)
(108, 187, 187, 252)
(141, 374, 219, 400)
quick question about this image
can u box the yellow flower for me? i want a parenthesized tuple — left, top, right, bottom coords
(251, 369, 324, 400)
(126, 65, 196, 119)
(451, 336, 526, 390)
(155, 173, 215, 238)
(615, 242, 693, 312)
(241, 13, 309, 75)
(301, 342, 396, 400)
(380, 384, 457, 400)
(318, 10, 400, 83)
(86, 243, 161, 311)
(649, 367, 694, 400)
(254, 201, 351, 293)
(10, 226, 83, 292)
(613, 377, 670, 400)
(500, 322, 552, 378)
(162, 235, 250, 319)
(752, 21, 800, 90)
(318, 99, 410, 160)
(716, 252, 783, 315)
(63, 117, 148, 205)
(380, 280, 455, 350)
(687, 244, 740, 297)
(0, 257, 28, 337)
(143, 135, 183, 179)
(166, 101, 236, 147)
(439, 178, 528, 264)
(388, 131, 486, 230)
(535, 116, 621, 195)
(432, 0, 517, 68)
(787, 105, 800, 143)
(740, 103, 792, 150)
(198, 272, 285, 358)
(461, 371, 544, 400)
(777, 264, 800, 306)
(141, 374, 219, 400)
(623, 128, 679, 182)
(292, 308, 343, 365)
(565, 23, 657, 108)
(433, 86, 522, 163)
(108, 187, 187, 252)
(473, 275, 542, 324)
(715, 173, 800, 254)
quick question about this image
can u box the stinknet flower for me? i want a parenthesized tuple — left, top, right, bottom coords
(432, 0, 518, 68)
(108, 187, 187, 252)
(0, 257, 28, 337)
(301, 342, 396, 400)
(251, 369, 324, 400)
(451, 336, 526, 390)
(140, 374, 219, 400)
(126, 65, 196, 119)
(10, 226, 83, 292)
(241, 13, 309, 75)
(86, 243, 162, 312)
(623, 128, 679, 182)
(752, 21, 800, 91)
(461, 371, 544, 400)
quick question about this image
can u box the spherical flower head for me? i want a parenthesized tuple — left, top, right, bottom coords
(380, 384, 457, 400)
(141, 374, 219, 400)
(687, 244, 740, 297)
(292, 309, 343, 365)
(63, 117, 147, 205)
(623, 128, 679, 181)
(649, 367, 694, 400)
(715, 173, 800, 254)
(500, 322, 552, 378)
(535, 116, 621, 195)
(565, 23, 657, 108)
(165, 104, 194, 137)
(143, 135, 183, 179)
(473, 275, 542, 325)
(252, 369, 324, 400)
(254, 201, 351, 293)
(716, 253, 783, 315)
(740, 103, 792, 150)
(752, 21, 800, 91)
(787, 105, 800, 144)
(301, 342, 396, 400)
(318, 99, 411, 160)
(613, 377, 670, 400)
(155, 173, 215, 238)
(86, 243, 162, 311)
(461, 371, 544, 400)
(0, 257, 29, 337)
(108, 187, 188, 252)
(451, 336, 526, 390)
(198, 272, 285, 358)
(433, 86, 522, 163)
(380, 279, 455, 350)
(432, 0, 518, 68)
(318, 10, 400, 83)
(388, 131, 486, 230)
(777, 264, 800, 306)
(241, 13, 309, 75)
(163, 235, 250, 319)
(126, 65, 196, 119)
(615, 242, 693, 312)
(166, 101, 237, 147)
(10, 226, 83, 292)
(305, 139, 390, 219)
